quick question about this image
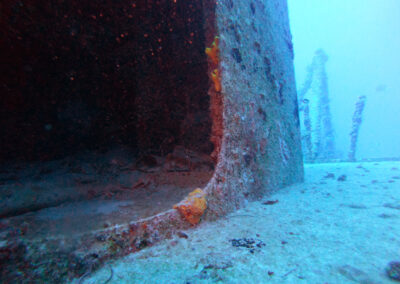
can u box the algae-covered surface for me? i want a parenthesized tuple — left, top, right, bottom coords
(79, 161, 400, 283)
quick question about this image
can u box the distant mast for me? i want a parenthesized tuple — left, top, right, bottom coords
(299, 49, 335, 162)
(348, 96, 367, 161)
(315, 50, 335, 160)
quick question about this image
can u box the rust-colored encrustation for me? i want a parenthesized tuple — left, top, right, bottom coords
(173, 188, 207, 225)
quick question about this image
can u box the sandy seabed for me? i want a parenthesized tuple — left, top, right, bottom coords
(79, 161, 400, 284)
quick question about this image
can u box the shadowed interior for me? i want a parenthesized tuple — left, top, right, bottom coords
(0, 0, 214, 224)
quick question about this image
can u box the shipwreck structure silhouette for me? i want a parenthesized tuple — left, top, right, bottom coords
(298, 49, 336, 162)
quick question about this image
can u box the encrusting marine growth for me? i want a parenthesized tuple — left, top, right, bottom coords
(298, 49, 335, 162)
(173, 188, 207, 225)
(348, 95, 367, 161)
(206, 36, 221, 92)
(205, 36, 219, 65)
(211, 69, 221, 92)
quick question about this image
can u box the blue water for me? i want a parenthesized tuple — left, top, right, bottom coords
(1, 1, 399, 283)
(288, 0, 400, 160)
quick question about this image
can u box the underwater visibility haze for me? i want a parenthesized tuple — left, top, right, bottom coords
(289, 0, 400, 160)
(0, 0, 399, 283)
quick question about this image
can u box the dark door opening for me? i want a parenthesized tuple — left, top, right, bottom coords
(0, 0, 214, 238)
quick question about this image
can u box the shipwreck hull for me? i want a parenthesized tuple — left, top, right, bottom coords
(0, 0, 303, 282)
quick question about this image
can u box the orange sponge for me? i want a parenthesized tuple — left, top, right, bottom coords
(205, 36, 219, 65)
(211, 69, 221, 92)
(173, 188, 207, 225)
